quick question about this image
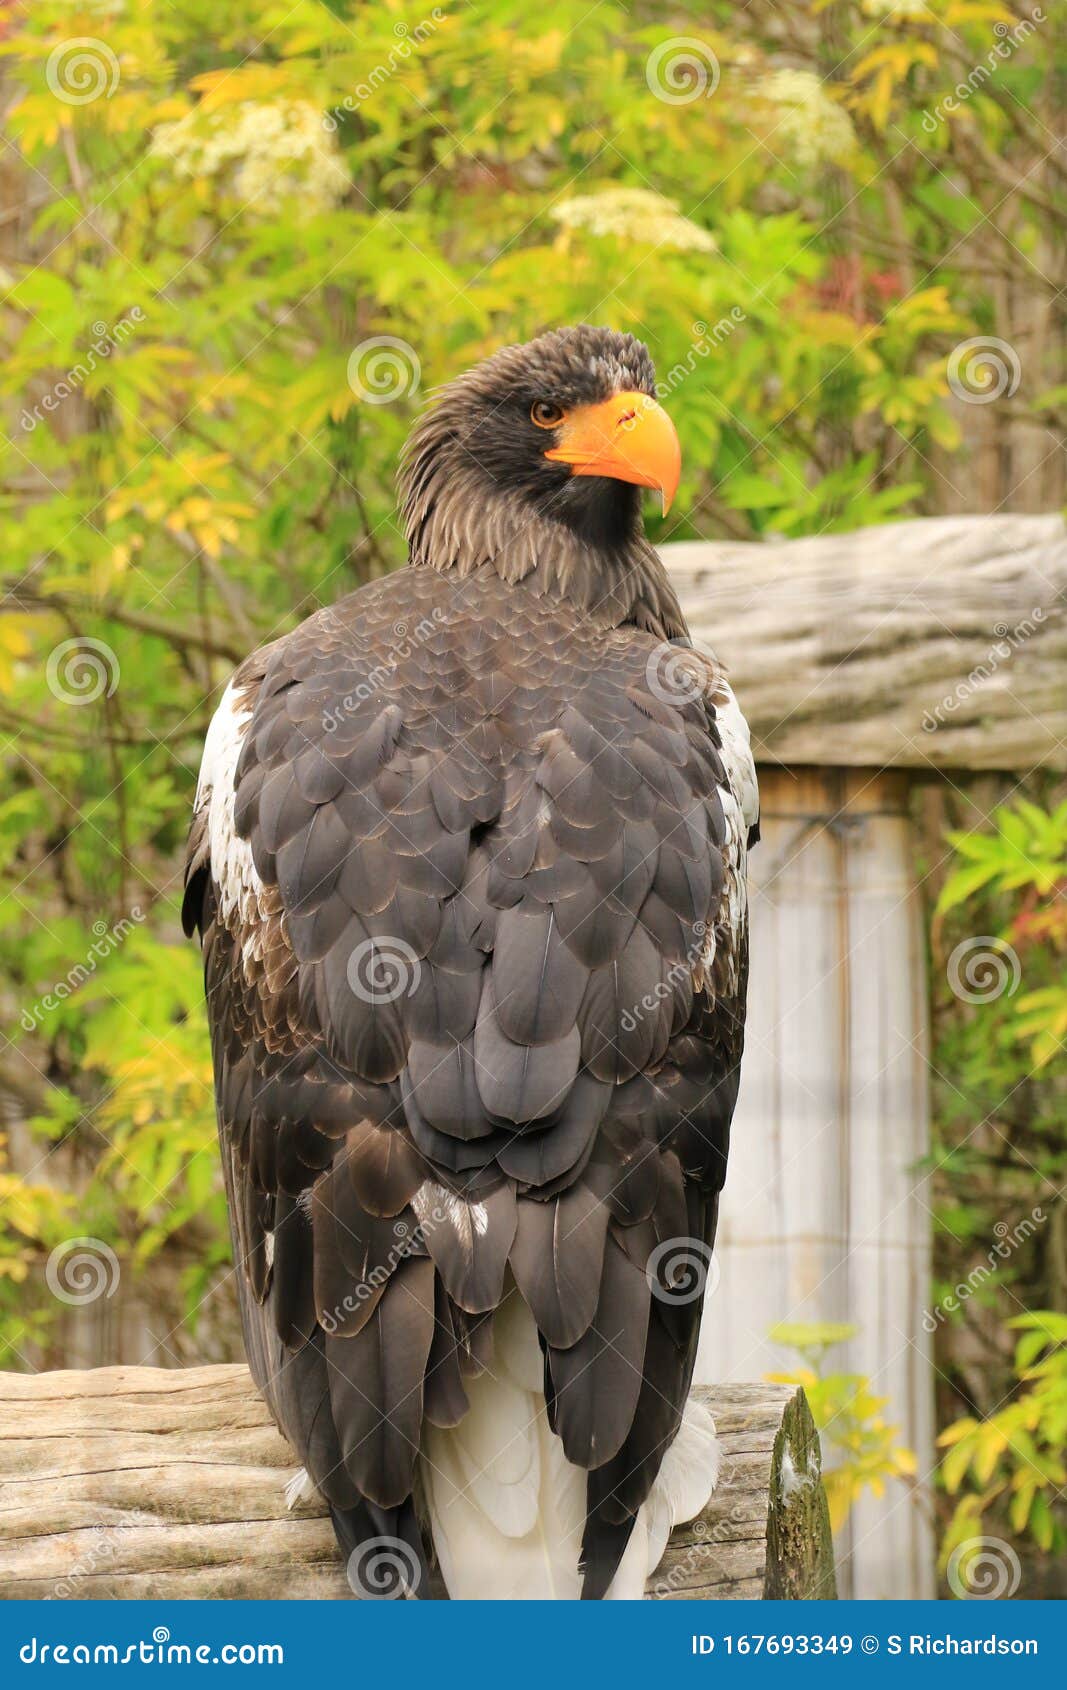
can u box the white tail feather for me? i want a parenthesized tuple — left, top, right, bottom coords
(420, 1295, 721, 1599)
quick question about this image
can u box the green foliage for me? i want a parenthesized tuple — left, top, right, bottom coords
(928, 793, 1066, 1586)
(767, 1321, 917, 1534)
(0, 2, 1061, 1359)
(940, 1314, 1067, 1561)
(938, 798, 1067, 1068)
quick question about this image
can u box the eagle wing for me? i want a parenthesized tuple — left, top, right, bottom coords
(183, 563, 757, 1597)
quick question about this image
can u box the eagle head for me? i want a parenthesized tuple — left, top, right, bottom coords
(400, 326, 682, 589)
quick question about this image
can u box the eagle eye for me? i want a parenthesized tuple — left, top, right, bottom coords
(531, 400, 565, 429)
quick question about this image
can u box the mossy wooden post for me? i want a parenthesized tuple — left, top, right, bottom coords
(763, 1388, 837, 1601)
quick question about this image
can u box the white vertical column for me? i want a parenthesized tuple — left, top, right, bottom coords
(697, 767, 934, 1599)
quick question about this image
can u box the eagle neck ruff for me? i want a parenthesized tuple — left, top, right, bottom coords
(400, 462, 688, 644)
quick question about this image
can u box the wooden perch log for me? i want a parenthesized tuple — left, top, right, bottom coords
(666, 512, 1067, 771)
(0, 1366, 835, 1601)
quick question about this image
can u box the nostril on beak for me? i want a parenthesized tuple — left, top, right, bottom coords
(617, 407, 638, 429)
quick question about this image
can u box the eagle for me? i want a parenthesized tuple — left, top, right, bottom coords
(183, 325, 758, 1600)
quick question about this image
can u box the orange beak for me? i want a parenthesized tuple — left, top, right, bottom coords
(545, 390, 681, 514)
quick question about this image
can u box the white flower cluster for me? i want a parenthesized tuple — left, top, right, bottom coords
(551, 188, 715, 253)
(758, 69, 857, 167)
(861, 0, 930, 19)
(151, 100, 350, 214)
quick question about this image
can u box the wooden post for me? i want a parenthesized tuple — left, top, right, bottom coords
(0, 1366, 835, 1601)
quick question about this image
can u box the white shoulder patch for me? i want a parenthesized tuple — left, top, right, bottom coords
(712, 676, 759, 835)
(195, 677, 263, 927)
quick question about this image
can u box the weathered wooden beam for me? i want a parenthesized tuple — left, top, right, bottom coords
(665, 513, 1067, 771)
(0, 1366, 835, 1601)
